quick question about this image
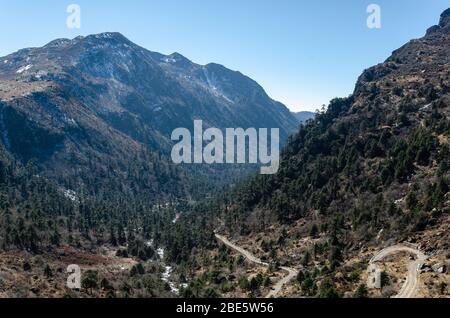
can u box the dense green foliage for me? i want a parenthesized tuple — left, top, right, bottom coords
(222, 95, 449, 240)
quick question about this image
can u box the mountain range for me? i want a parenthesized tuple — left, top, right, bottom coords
(0, 33, 298, 197)
(0, 8, 448, 299)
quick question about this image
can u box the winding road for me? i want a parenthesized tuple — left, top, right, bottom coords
(216, 236, 428, 298)
(265, 266, 298, 298)
(368, 244, 427, 298)
(215, 234, 298, 298)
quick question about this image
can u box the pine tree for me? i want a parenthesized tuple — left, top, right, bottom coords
(354, 284, 369, 298)
(44, 264, 53, 278)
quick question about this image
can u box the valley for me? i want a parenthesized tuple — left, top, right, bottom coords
(0, 7, 449, 299)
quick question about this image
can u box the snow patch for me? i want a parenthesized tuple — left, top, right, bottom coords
(157, 248, 164, 260)
(63, 116, 77, 126)
(162, 57, 177, 63)
(34, 70, 47, 80)
(202, 67, 234, 104)
(172, 213, 181, 224)
(16, 64, 33, 74)
(63, 189, 78, 202)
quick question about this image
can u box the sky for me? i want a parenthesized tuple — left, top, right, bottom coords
(0, 0, 448, 112)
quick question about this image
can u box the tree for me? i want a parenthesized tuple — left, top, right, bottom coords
(120, 282, 133, 297)
(354, 284, 368, 298)
(301, 275, 315, 295)
(50, 227, 61, 246)
(106, 289, 116, 298)
(109, 227, 117, 246)
(100, 278, 113, 291)
(318, 278, 339, 298)
(82, 270, 98, 294)
(263, 276, 271, 287)
(26, 225, 39, 252)
(302, 251, 311, 266)
(130, 263, 145, 276)
(329, 246, 343, 268)
(309, 224, 319, 238)
(380, 271, 390, 288)
(296, 270, 305, 283)
(117, 224, 127, 246)
(238, 276, 250, 291)
(204, 288, 220, 298)
(23, 262, 32, 271)
(406, 190, 418, 210)
(44, 264, 53, 278)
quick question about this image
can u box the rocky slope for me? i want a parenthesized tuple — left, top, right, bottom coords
(212, 8, 450, 298)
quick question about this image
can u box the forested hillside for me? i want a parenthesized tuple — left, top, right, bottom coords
(193, 8, 450, 298)
(0, 8, 449, 299)
(224, 8, 450, 240)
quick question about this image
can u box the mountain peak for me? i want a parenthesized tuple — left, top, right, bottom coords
(162, 52, 191, 65)
(439, 8, 450, 27)
(79, 32, 133, 46)
(168, 52, 187, 60)
(86, 32, 128, 41)
(44, 38, 73, 48)
(426, 8, 450, 35)
(43, 32, 131, 50)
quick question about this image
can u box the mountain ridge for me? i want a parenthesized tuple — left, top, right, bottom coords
(0, 32, 297, 140)
(0, 32, 299, 197)
(207, 7, 450, 298)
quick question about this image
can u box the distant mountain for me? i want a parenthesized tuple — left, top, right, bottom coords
(0, 33, 298, 197)
(0, 33, 297, 142)
(292, 111, 315, 124)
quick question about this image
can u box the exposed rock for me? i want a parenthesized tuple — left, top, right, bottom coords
(426, 25, 441, 36)
(431, 263, 446, 273)
(439, 8, 450, 27)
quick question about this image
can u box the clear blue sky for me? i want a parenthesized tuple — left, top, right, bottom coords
(0, 0, 448, 111)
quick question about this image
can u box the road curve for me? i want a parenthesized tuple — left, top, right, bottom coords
(369, 244, 427, 298)
(265, 266, 298, 298)
(215, 234, 298, 298)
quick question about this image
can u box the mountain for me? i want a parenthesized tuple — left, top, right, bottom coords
(1, 8, 449, 298)
(0, 32, 297, 145)
(0, 32, 298, 196)
(0, 32, 299, 297)
(208, 8, 450, 297)
(292, 111, 315, 124)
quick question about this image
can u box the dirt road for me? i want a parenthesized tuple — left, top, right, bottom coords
(215, 234, 298, 298)
(265, 266, 298, 298)
(215, 234, 268, 266)
(369, 244, 427, 298)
